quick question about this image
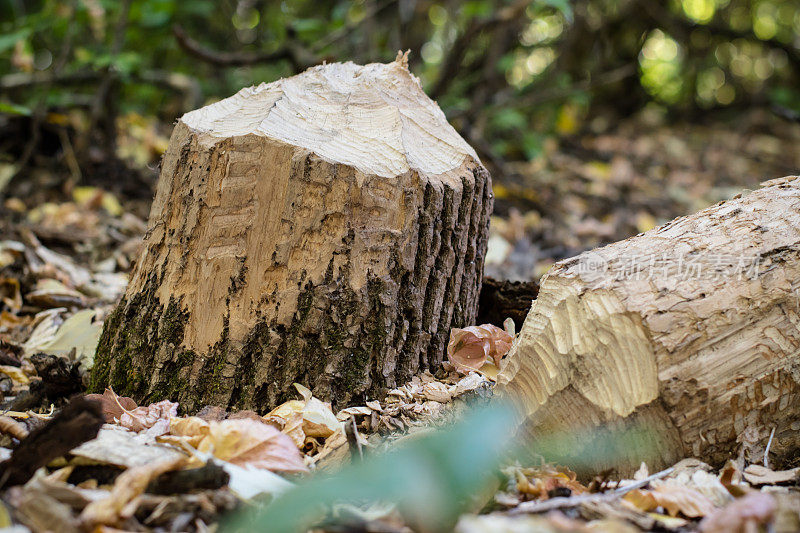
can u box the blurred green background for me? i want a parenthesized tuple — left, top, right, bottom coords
(2, 0, 800, 279)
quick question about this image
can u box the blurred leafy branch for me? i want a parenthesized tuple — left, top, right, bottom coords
(1, 0, 799, 190)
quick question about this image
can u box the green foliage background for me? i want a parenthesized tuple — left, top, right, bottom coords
(2, 0, 799, 181)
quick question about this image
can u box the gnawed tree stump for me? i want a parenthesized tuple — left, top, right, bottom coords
(91, 56, 492, 412)
(499, 176, 800, 474)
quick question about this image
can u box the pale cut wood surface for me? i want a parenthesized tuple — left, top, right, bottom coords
(181, 53, 478, 179)
(92, 55, 492, 413)
(498, 176, 800, 474)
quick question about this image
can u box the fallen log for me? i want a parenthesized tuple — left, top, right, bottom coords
(499, 176, 800, 474)
(91, 54, 492, 412)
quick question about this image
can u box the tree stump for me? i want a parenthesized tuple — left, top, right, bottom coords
(91, 55, 492, 412)
(499, 176, 800, 474)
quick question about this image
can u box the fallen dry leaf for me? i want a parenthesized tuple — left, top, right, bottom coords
(511, 465, 587, 500)
(72, 425, 185, 469)
(422, 381, 452, 403)
(625, 480, 716, 517)
(477, 360, 500, 380)
(80, 455, 185, 527)
(174, 417, 308, 474)
(265, 399, 305, 429)
(699, 491, 776, 532)
(293, 383, 342, 438)
(0, 277, 22, 312)
(743, 464, 800, 485)
(119, 399, 178, 436)
(0, 365, 28, 385)
(453, 373, 487, 395)
(281, 411, 306, 449)
(0, 416, 28, 440)
(168, 416, 212, 448)
(23, 309, 102, 370)
(447, 324, 513, 373)
(84, 388, 138, 423)
(623, 488, 658, 513)
(719, 460, 748, 497)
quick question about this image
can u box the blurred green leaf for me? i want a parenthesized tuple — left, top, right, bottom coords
(540, 0, 573, 21)
(0, 28, 31, 53)
(224, 402, 518, 533)
(0, 102, 32, 116)
(291, 18, 325, 34)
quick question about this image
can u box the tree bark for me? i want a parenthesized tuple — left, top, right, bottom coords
(499, 176, 800, 474)
(91, 56, 492, 412)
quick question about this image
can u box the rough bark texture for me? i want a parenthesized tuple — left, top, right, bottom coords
(91, 57, 492, 412)
(499, 176, 800, 475)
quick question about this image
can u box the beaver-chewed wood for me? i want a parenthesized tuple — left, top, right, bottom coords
(91, 54, 492, 412)
(499, 176, 800, 475)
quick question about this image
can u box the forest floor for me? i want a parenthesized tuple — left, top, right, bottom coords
(0, 109, 798, 531)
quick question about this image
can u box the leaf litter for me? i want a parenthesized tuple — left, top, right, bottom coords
(0, 115, 798, 531)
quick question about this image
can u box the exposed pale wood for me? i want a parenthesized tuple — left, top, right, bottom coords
(499, 176, 800, 474)
(91, 55, 492, 412)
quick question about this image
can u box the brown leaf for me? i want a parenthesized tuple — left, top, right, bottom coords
(719, 460, 748, 497)
(512, 465, 587, 500)
(623, 488, 658, 512)
(699, 492, 776, 533)
(84, 388, 138, 424)
(118, 399, 178, 435)
(447, 324, 514, 373)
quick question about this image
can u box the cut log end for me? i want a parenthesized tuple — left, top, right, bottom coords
(499, 176, 800, 474)
(91, 61, 492, 413)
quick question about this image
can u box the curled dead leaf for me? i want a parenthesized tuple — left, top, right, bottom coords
(84, 388, 137, 424)
(169, 416, 212, 448)
(293, 383, 342, 438)
(118, 399, 178, 438)
(266, 384, 342, 442)
(447, 324, 513, 374)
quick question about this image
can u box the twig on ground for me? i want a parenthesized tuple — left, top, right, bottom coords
(345, 416, 364, 461)
(509, 466, 675, 515)
(764, 426, 776, 469)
